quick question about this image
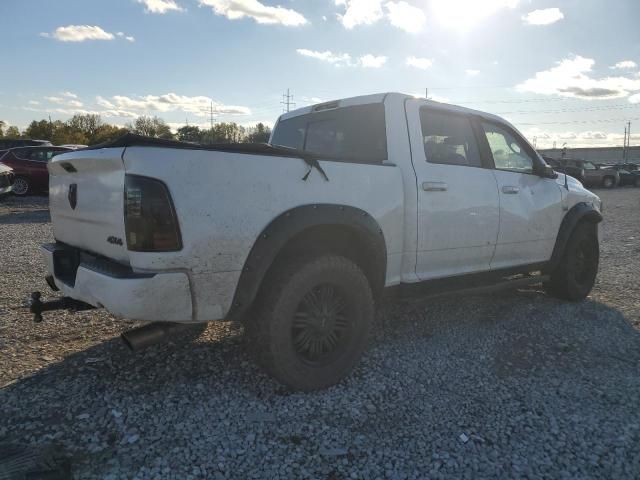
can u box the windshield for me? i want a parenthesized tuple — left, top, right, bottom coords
(270, 103, 388, 164)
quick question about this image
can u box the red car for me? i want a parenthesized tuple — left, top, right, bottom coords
(0, 146, 73, 195)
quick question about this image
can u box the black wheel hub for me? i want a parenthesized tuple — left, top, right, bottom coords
(292, 284, 351, 365)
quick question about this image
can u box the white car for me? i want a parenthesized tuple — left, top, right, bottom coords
(38, 93, 603, 390)
(0, 162, 14, 196)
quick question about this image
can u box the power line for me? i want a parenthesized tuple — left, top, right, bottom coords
(281, 88, 295, 113)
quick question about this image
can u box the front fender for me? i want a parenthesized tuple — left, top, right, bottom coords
(547, 202, 602, 272)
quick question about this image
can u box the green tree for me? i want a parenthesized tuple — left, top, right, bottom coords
(92, 124, 127, 144)
(67, 114, 103, 141)
(246, 123, 271, 143)
(25, 119, 55, 140)
(177, 125, 202, 143)
(0, 120, 5, 138)
(127, 116, 173, 139)
(5, 125, 21, 138)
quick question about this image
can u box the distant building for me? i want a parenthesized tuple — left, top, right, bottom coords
(538, 146, 640, 164)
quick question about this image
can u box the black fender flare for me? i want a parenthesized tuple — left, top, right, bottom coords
(227, 204, 387, 321)
(547, 202, 602, 272)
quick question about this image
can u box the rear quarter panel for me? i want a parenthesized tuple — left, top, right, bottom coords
(122, 147, 405, 318)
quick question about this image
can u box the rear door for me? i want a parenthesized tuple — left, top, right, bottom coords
(406, 101, 500, 280)
(477, 120, 563, 269)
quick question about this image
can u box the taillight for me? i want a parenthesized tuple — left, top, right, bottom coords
(124, 174, 182, 251)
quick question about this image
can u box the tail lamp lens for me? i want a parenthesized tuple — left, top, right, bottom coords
(124, 174, 182, 251)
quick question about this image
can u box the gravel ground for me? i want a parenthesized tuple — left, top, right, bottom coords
(1, 189, 639, 479)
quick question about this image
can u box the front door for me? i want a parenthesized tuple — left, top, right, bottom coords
(477, 121, 564, 269)
(407, 101, 500, 280)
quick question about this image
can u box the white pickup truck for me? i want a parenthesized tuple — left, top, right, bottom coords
(38, 93, 603, 390)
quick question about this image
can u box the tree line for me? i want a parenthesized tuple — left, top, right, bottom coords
(0, 115, 271, 146)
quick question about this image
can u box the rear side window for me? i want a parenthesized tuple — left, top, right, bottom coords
(420, 109, 481, 167)
(271, 103, 387, 164)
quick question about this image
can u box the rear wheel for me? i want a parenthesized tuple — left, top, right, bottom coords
(634, 176, 640, 188)
(246, 255, 374, 391)
(12, 177, 30, 196)
(602, 176, 615, 188)
(544, 222, 599, 301)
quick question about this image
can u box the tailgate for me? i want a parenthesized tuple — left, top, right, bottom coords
(48, 147, 129, 264)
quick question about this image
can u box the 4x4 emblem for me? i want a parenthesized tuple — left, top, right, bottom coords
(68, 184, 78, 210)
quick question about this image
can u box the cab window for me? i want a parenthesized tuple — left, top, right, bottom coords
(420, 109, 481, 167)
(481, 122, 535, 174)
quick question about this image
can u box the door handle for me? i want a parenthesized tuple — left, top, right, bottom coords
(502, 185, 520, 194)
(422, 181, 448, 192)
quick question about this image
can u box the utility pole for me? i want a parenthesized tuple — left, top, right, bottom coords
(281, 88, 295, 113)
(532, 136, 537, 149)
(623, 125, 627, 162)
(627, 122, 632, 161)
(210, 101, 215, 130)
(425, 88, 429, 99)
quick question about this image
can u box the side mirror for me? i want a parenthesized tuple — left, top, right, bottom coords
(537, 164, 558, 179)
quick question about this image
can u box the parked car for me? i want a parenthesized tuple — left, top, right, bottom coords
(0, 146, 73, 195)
(0, 162, 14, 197)
(601, 164, 640, 187)
(543, 156, 585, 184)
(37, 93, 603, 391)
(59, 144, 88, 150)
(0, 139, 51, 150)
(561, 158, 619, 188)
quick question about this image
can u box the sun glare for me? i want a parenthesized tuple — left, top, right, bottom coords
(431, 0, 518, 31)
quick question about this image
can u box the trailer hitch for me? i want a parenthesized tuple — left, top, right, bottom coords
(28, 292, 94, 323)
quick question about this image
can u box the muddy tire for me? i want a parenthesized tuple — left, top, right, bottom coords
(544, 222, 599, 301)
(246, 255, 374, 391)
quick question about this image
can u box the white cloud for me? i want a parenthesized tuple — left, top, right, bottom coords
(199, 0, 307, 26)
(630, 93, 640, 104)
(359, 54, 387, 68)
(335, 0, 384, 29)
(103, 92, 251, 116)
(137, 0, 183, 13)
(296, 48, 352, 66)
(335, 0, 425, 32)
(466, 69, 480, 76)
(28, 100, 40, 105)
(611, 60, 637, 70)
(406, 56, 433, 70)
(522, 8, 564, 26)
(523, 127, 640, 148)
(517, 55, 640, 100)
(43, 25, 115, 42)
(384, 1, 425, 33)
(44, 95, 84, 109)
(431, 0, 518, 30)
(297, 49, 386, 68)
(125, 36, 136, 42)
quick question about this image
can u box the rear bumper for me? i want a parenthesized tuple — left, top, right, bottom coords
(42, 243, 193, 322)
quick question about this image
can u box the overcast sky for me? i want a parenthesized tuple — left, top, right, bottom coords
(2, 0, 640, 148)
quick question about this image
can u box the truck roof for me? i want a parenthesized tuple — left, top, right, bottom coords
(279, 92, 508, 126)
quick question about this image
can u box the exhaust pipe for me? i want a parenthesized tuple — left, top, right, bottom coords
(121, 322, 192, 351)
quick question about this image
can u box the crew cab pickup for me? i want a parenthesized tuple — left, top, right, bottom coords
(41, 93, 603, 390)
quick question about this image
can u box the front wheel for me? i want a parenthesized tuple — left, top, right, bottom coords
(634, 177, 640, 188)
(602, 176, 615, 188)
(246, 255, 374, 391)
(12, 177, 30, 196)
(544, 222, 599, 301)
